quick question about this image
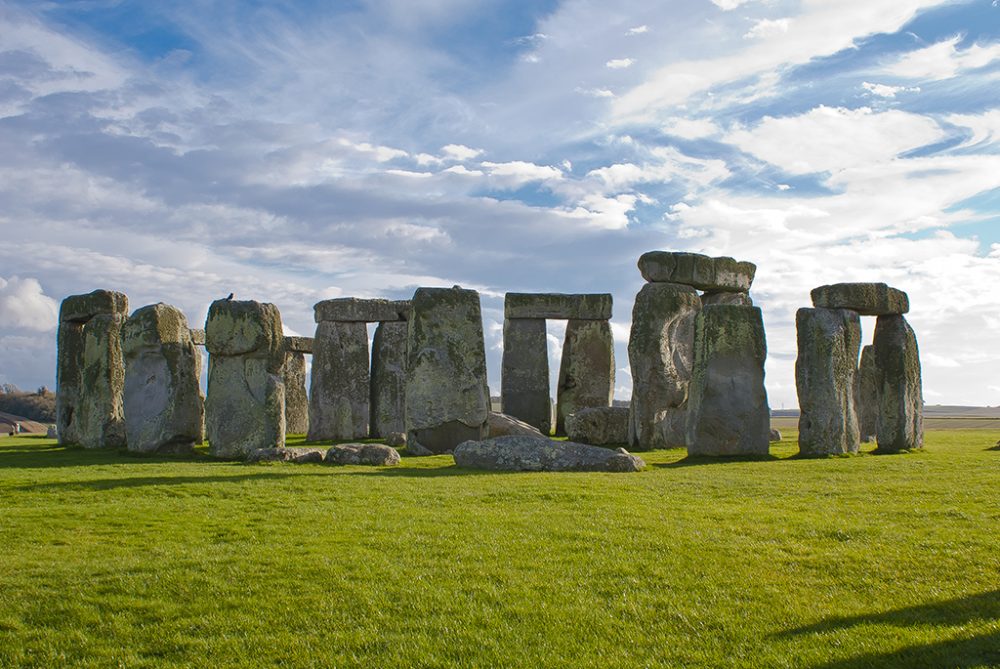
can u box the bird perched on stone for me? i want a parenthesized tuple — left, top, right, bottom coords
(225, 292, 234, 301)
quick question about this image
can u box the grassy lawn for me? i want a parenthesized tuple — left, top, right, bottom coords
(1, 431, 998, 668)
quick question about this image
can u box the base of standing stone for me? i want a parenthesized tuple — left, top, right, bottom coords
(408, 420, 486, 455)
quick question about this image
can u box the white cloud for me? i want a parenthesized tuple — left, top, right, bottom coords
(441, 144, 484, 161)
(744, 18, 791, 40)
(0, 277, 59, 331)
(606, 58, 636, 69)
(861, 81, 920, 98)
(662, 117, 720, 139)
(576, 87, 616, 98)
(710, 0, 753, 9)
(626, 25, 649, 35)
(338, 139, 409, 162)
(885, 36, 1000, 80)
(946, 110, 1000, 148)
(481, 161, 564, 187)
(442, 164, 484, 176)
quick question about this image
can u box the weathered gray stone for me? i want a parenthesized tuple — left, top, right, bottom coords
(122, 303, 203, 454)
(702, 291, 753, 307)
(314, 298, 410, 323)
(686, 305, 770, 457)
(811, 283, 909, 316)
(56, 320, 85, 446)
(487, 411, 544, 438)
(500, 318, 551, 434)
(857, 345, 879, 442)
(308, 320, 369, 441)
(247, 447, 326, 464)
(405, 287, 490, 454)
(795, 308, 862, 456)
(769, 428, 782, 443)
(283, 352, 309, 435)
(205, 300, 285, 459)
(384, 431, 406, 447)
(873, 315, 923, 452)
(638, 252, 756, 292)
(325, 443, 401, 466)
(566, 406, 629, 445)
(59, 289, 129, 324)
(189, 329, 206, 346)
(453, 435, 644, 472)
(556, 319, 614, 435)
(627, 282, 701, 450)
(370, 321, 407, 438)
(504, 293, 612, 320)
(284, 336, 313, 354)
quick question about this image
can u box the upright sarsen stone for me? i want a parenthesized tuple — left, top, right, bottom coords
(205, 300, 285, 458)
(795, 307, 861, 456)
(556, 319, 614, 436)
(501, 318, 551, 435)
(122, 303, 203, 454)
(857, 345, 879, 442)
(308, 321, 370, 441)
(686, 305, 770, 456)
(283, 351, 309, 435)
(370, 320, 408, 438)
(405, 287, 490, 454)
(873, 315, 923, 452)
(628, 282, 701, 450)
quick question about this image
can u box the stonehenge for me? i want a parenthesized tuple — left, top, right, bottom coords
(556, 319, 615, 435)
(370, 321, 408, 438)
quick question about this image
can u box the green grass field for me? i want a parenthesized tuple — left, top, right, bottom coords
(1, 431, 998, 668)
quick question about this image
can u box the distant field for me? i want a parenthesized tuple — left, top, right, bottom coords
(771, 416, 1000, 432)
(2, 432, 998, 668)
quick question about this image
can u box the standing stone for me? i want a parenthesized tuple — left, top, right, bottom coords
(56, 290, 129, 449)
(556, 319, 614, 436)
(370, 320, 408, 438)
(405, 286, 490, 454)
(857, 345, 879, 442)
(308, 321, 370, 441)
(628, 282, 701, 450)
(501, 318, 551, 435)
(873, 315, 923, 452)
(205, 300, 285, 458)
(795, 307, 862, 456)
(283, 351, 309, 435)
(122, 303, 203, 454)
(686, 305, 770, 456)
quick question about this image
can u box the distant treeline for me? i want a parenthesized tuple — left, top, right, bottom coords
(0, 385, 56, 423)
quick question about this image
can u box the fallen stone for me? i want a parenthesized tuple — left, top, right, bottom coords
(283, 351, 310, 434)
(566, 406, 629, 445)
(504, 293, 613, 320)
(487, 411, 544, 438)
(370, 320, 407, 438)
(556, 319, 614, 435)
(247, 447, 326, 464)
(686, 305, 771, 457)
(284, 336, 314, 354)
(638, 252, 756, 292)
(453, 435, 644, 472)
(811, 283, 909, 316)
(46, 425, 57, 439)
(500, 317, 551, 434)
(769, 429, 782, 443)
(308, 320, 370, 441)
(325, 443, 401, 466)
(857, 345, 879, 442)
(702, 291, 753, 307)
(873, 315, 923, 452)
(795, 307, 862, 456)
(314, 298, 410, 323)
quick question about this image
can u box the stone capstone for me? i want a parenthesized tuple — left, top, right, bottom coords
(325, 443, 401, 466)
(405, 286, 490, 454)
(873, 315, 923, 452)
(811, 283, 909, 316)
(638, 252, 756, 292)
(504, 293, 613, 320)
(487, 411, 544, 438)
(59, 289, 129, 324)
(453, 435, 644, 472)
(122, 303, 203, 454)
(284, 336, 314, 354)
(556, 319, 614, 435)
(857, 345, 879, 443)
(370, 320, 408, 438)
(686, 305, 770, 457)
(500, 317, 551, 434)
(314, 298, 410, 323)
(566, 406, 629, 445)
(283, 351, 309, 435)
(795, 307, 862, 456)
(308, 320, 370, 441)
(627, 282, 701, 450)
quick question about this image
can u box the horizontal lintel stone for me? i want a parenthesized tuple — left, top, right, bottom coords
(314, 298, 411, 323)
(638, 251, 756, 292)
(504, 293, 612, 320)
(810, 283, 909, 316)
(284, 336, 314, 354)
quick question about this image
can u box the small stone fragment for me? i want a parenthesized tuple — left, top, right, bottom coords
(325, 443, 401, 466)
(769, 428, 782, 443)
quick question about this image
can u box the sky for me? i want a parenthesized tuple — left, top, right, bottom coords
(1, 0, 999, 409)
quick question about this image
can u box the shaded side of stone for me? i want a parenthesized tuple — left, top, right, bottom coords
(308, 320, 370, 441)
(504, 293, 613, 320)
(487, 411, 544, 438)
(283, 351, 310, 435)
(566, 406, 629, 445)
(500, 318, 551, 435)
(314, 298, 410, 323)
(75, 312, 128, 449)
(857, 345, 879, 442)
(556, 319, 614, 436)
(702, 291, 753, 307)
(370, 320, 408, 438)
(795, 307, 861, 456)
(453, 435, 644, 472)
(638, 252, 756, 292)
(686, 305, 770, 456)
(873, 315, 923, 452)
(811, 283, 909, 316)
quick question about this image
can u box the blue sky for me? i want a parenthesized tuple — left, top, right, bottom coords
(1, 0, 1000, 408)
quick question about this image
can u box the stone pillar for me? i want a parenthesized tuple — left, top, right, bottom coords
(283, 351, 309, 435)
(205, 300, 285, 458)
(627, 282, 701, 450)
(873, 315, 923, 452)
(556, 319, 614, 436)
(857, 345, 879, 442)
(308, 321, 370, 441)
(370, 321, 407, 438)
(686, 305, 770, 456)
(122, 303, 203, 454)
(795, 307, 861, 456)
(56, 290, 129, 448)
(501, 318, 550, 435)
(405, 286, 490, 454)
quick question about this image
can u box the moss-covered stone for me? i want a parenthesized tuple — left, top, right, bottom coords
(811, 283, 909, 316)
(453, 435, 644, 472)
(370, 321, 407, 438)
(501, 318, 551, 435)
(283, 351, 309, 435)
(873, 315, 923, 452)
(59, 289, 128, 323)
(75, 312, 127, 449)
(314, 298, 410, 323)
(857, 345, 879, 442)
(308, 320, 370, 441)
(638, 252, 756, 292)
(556, 319, 614, 436)
(504, 293, 613, 320)
(205, 300, 284, 359)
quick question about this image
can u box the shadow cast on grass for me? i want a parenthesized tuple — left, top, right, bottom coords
(653, 453, 780, 469)
(16, 470, 332, 492)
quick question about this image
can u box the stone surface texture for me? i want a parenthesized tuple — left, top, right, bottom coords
(504, 293, 613, 320)
(556, 319, 614, 435)
(873, 315, 924, 452)
(686, 305, 771, 457)
(284, 336, 314, 354)
(702, 291, 753, 307)
(325, 443, 401, 466)
(500, 317, 551, 434)
(205, 300, 285, 459)
(370, 321, 408, 438)
(638, 252, 756, 292)
(405, 287, 490, 454)
(247, 447, 326, 464)
(122, 303, 203, 454)
(314, 298, 410, 323)
(627, 282, 701, 450)
(566, 406, 629, 445)
(810, 283, 909, 316)
(857, 345, 879, 442)
(308, 320, 370, 441)
(795, 307, 862, 456)
(189, 329, 206, 346)
(487, 411, 544, 438)
(283, 351, 310, 435)
(453, 435, 644, 472)
(59, 289, 130, 324)
(769, 429, 782, 443)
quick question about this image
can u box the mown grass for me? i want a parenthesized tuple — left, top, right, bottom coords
(1, 431, 998, 668)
